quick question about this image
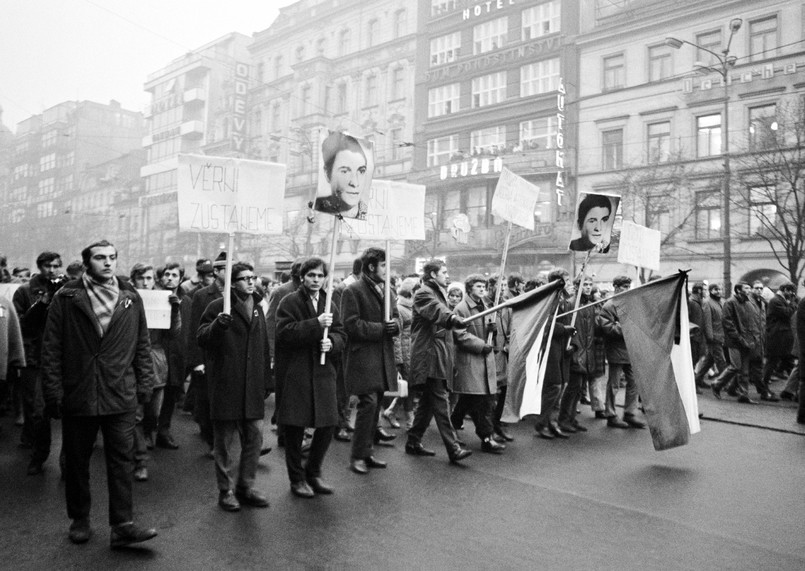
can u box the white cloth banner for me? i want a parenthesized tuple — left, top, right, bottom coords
(138, 289, 171, 329)
(177, 154, 286, 235)
(618, 220, 661, 271)
(340, 179, 426, 240)
(491, 167, 541, 230)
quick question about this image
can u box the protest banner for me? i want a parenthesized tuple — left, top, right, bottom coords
(314, 130, 375, 221)
(340, 179, 426, 241)
(568, 192, 620, 253)
(618, 220, 661, 272)
(176, 154, 286, 235)
(138, 289, 172, 329)
(491, 167, 541, 231)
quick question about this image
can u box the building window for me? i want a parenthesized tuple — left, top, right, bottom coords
(367, 19, 379, 47)
(470, 125, 506, 155)
(520, 58, 559, 97)
(295, 45, 305, 63)
(472, 71, 507, 108)
(274, 55, 284, 79)
(747, 186, 777, 235)
(335, 83, 347, 114)
(748, 103, 777, 150)
(256, 62, 264, 83)
(271, 103, 281, 130)
(36, 201, 55, 219)
(431, 0, 457, 16)
(602, 129, 623, 170)
(40, 153, 56, 172)
(749, 16, 778, 62)
(520, 117, 557, 150)
(390, 128, 404, 160)
(648, 44, 672, 82)
(301, 85, 312, 115)
(473, 16, 508, 55)
(466, 186, 487, 227)
(696, 113, 721, 157)
(603, 54, 625, 91)
(42, 130, 58, 148)
(427, 134, 459, 167)
(647, 121, 671, 162)
(522, 1, 560, 40)
(57, 174, 73, 194)
(695, 30, 721, 67)
(430, 32, 461, 66)
(38, 177, 55, 197)
(364, 74, 377, 107)
(646, 194, 672, 236)
(394, 9, 407, 37)
(442, 189, 461, 227)
(695, 190, 721, 240)
(316, 38, 327, 55)
(390, 67, 405, 100)
(428, 83, 460, 118)
(339, 29, 351, 56)
(58, 151, 74, 168)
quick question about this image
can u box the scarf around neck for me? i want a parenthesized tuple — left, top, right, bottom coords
(82, 273, 120, 337)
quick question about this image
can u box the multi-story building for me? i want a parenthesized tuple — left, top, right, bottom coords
(408, 0, 580, 280)
(575, 0, 805, 287)
(140, 32, 252, 265)
(1, 100, 143, 266)
(248, 0, 417, 275)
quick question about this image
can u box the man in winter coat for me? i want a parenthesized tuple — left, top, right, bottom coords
(405, 259, 472, 463)
(796, 290, 805, 424)
(695, 283, 727, 387)
(449, 274, 504, 454)
(688, 282, 707, 391)
(341, 248, 400, 474)
(763, 282, 797, 386)
(487, 274, 514, 442)
(275, 257, 346, 498)
(41, 240, 157, 548)
(198, 262, 271, 512)
(0, 294, 25, 418)
(598, 275, 646, 429)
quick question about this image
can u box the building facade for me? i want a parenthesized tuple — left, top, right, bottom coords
(575, 0, 805, 287)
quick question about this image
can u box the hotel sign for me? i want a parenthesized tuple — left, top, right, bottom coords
(462, 0, 516, 20)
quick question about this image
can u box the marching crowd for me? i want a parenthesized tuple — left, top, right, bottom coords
(0, 241, 803, 549)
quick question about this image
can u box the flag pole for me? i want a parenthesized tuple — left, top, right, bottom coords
(223, 232, 235, 315)
(566, 249, 592, 350)
(384, 239, 391, 321)
(320, 217, 340, 365)
(487, 220, 512, 343)
(461, 279, 563, 324)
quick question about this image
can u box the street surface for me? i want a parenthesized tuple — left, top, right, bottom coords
(1, 387, 803, 570)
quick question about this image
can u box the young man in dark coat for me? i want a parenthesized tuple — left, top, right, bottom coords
(41, 240, 157, 548)
(275, 257, 346, 498)
(405, 259, 472, 463)
(341, 248, 400, 474)
(796, 290, 805, 424)
(695, 283, 727, 386)
(763, 282, 797, 386)
(198, 262, 271, 512)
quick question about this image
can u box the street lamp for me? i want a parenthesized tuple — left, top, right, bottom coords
(666, 17, 742, 293)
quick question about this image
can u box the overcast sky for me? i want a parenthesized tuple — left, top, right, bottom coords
(0, 0, 295, 130)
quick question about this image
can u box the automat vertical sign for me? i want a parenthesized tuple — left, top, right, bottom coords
(232, 62, 248, 153)
(555, 77, 566, 206)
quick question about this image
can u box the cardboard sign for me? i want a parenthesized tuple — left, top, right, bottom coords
(138, 289, 171, 329)
(491, 167, 541, 230)
(340, 179, 426, 240)
(315, 131, 375, 220)
(568, 191, 620, 253)
(618, 220, 661, 271)
(177, 154, 286, 235)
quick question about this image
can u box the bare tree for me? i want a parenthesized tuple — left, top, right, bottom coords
(735, 99, 805, 285)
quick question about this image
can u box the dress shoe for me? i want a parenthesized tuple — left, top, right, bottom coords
(144, 435, 154, 450)
(780, 391, 797, 401)
(382, 410, 401, 429)
(623, 414, 646, 429)
(760, 392, 780, 402)
(235, 487, 270, 508)
(405, 442, 436, 456)
(711, 384, 722, 400)
(535, 426, 554, 439)
(350, 459, 369, 474)
(594, 411, 608, 419)
(448, 445, 472, 464)
(549, 423, 570, 439)
(737, 395, 759, 405)
(481, 437, 505, 454)
(306, 477, 334, 494)
(375, 427, 396, 442)
(494, 426, 514, 442)
(455, 438, 467, 447)
(110, 523, 158, 548)
(607, 417, 630, 429)
(579, 395, 591, 405)
(218, 490, 241, 512)
(291, 481, 315, 498)
(134, 466, 148, 482)
(726, 387, 739, 397)
(68, 518, 91, 544)
(570, 421, 588, 432)
(155, 434, 179, 450)
(334, 428, 351, 442)
(26, 460, 44, 476)
(557, 422, 578, 434)
(364, 456, 387, 469)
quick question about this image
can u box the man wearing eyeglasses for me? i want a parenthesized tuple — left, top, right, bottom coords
(197, 262, 272, 512)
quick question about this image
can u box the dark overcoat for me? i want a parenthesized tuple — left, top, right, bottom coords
(722, 295, 762, 353)
(186, 282, 222, 369)
(197, 292, 270, 421)
(765, 293, 795, 358)
(598, 299, 630, 365)
(453, 296, 496, 394)
(409, 279, 459, 388)
(545, 293, 574, 384)
(570, 294, 604, 376)
(341, 276, 398, 395)
(702, 296, 724, 344)
(275, 287, 346, 427)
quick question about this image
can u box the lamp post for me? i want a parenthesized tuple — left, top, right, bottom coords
(666, 17, 742, 293)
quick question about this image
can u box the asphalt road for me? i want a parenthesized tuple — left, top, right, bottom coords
(1, 386, 803, 570)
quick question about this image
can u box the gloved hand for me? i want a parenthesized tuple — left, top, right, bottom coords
(396, 363, 408, 378)
(45, 401, 62, 420)
(486, 321, 497, 335)
(384, 320, 399, 335)
(216, 312, 233, 330)
(168, 294, 181, 306)
(450, 315, 466, 329)
(565, 325, 577, 337)
(482, 344, 494, 355)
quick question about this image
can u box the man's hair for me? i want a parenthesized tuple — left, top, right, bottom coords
(576, 193, 612, 230)
(778, 282, 796, 293)
(734, 281, 749, 295)
(36, 251, 61, 269)
(351, 257, 363, 276)
(507, 272, 523, 289)
(290, 256, 306, 279)
(66, 261, 83, 277)
(708, 283, 721, 294)
(422, 259, 445, 280)
(487, 273, 500, 290)
(130, 263, 153, 282)
(231, 262, 254, 280)
(81, 240, 116, 266)
(692, 281, 705, 294)
(361, 248, 386, 274)
(612, 275, 632, 288)
(464, 273, 487, 292)
(300, 257, 328, 278)
(548, 268, 569, 283)
(752, 280, 764, 288)
(398, 277, 418, 299)
(524, 278, 540, 292)
(162, 261, 185, 279)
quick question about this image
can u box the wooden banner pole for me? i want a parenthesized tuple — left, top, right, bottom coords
(487, 220, 513, 343)
(384, 239, 391, 321)
(320, 217, 340, 365)
(222, 232, 235, 315)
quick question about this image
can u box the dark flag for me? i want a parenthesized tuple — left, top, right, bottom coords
(611, 272, 700, 450)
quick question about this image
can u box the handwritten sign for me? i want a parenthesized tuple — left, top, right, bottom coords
(177, 154, 286, 235)
(341, 180, 426, 240)
(618, 220, 661, 271)
(138, 289, 172, 329)
(491, 167, 541, 230)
